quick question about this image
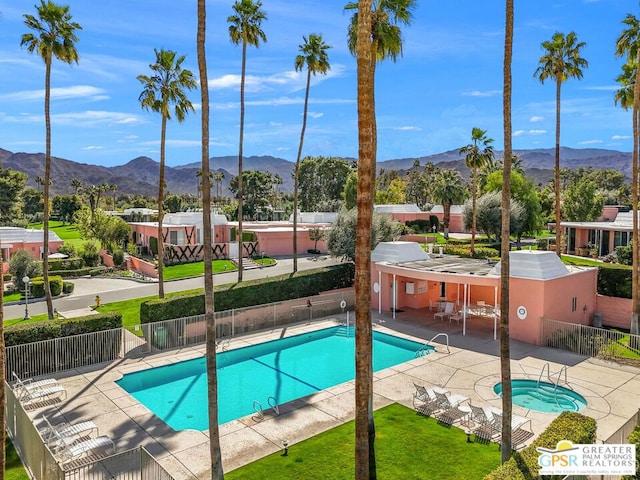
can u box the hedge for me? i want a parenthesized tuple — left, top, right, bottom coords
(443, 245, 498, 260)
(62, 281, 74, 294)
(2, 274, 11, 282)
(48, 257, 85, 271)
(626, 425, 640, 479)
(4, 311, 122, 346)
(484, 411, 597, 480)
(140, 263, 355, 324)
(29, 275, 63, 298)
(598, 264, 631, 299)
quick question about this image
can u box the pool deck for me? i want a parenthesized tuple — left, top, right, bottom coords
(25, 309, 640, 479)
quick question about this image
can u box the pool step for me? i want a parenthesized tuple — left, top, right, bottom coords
(516, 386, 579, 410)
(334, 326, 354, 337)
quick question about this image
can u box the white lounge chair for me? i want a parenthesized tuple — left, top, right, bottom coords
(434, 302, 454, 321)
(41, 414, 99, 446)
(433, 390, 469, 424)
(55, 433, 115, 462)
(16, 383, 67, 404)
(412, 383, 449, 415)
(474, 409, 534, 448)
(12, 372, 59, 392)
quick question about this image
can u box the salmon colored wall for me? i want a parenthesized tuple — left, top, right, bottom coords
(398, 235, 437, 244)
(388, 212, 432, 223)
(543, 271, 597, 327)
(430, 213, 466, 233)
(507, 278, 546, 345)
(253, 231, 328, 256)
(599, 206, 619, 221)
(100, 249, 115, 267)
(7, 241, 64, 258)
(595, 294, 631, 329)
(127, 255, 158, 278)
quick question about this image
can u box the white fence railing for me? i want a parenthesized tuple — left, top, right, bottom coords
(540, 317, 640, 361)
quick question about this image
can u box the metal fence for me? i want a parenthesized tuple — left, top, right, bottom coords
(6, 381, 175, 480)
(540, 318, 640, 361)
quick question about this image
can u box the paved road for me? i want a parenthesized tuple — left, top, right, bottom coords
(4, 255, 343, 320)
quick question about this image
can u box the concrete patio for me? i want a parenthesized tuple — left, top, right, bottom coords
(21, 310, 640, 479)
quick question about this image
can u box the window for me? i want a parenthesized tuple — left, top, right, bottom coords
(571, 297, 577, 312)
(614, 231, 630, 247)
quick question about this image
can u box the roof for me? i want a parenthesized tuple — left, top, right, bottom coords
(0, 227, 62, 243)
(289, 212, 338, 223)
(371, 241, 431, 263)
(374, 204, 423, 214)
(561, 210, 636, 231)
(489, 250, 573, 280)
(429, 205, 465, 214)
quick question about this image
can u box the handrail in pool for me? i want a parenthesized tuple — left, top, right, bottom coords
(268, 396, 280, 415)
(537, 363, 570, 408)
(416, 333, 450, 357)
(252, 400, 264, 421)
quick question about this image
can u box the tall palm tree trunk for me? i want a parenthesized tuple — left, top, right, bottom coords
(471, 169, 477, 256)
(293, 68, 311, 274)
(632, 59, 640, 335)
(554, 79, 562, 257)
(157, 116, 167, 299)
(355, 1, 375, 478)
(0, 243, 6, 477)
(237, 42, 247, 283)
(43, 56, 54, 319)
(500, 0, 514, 461)
(198, 2, 223, 476)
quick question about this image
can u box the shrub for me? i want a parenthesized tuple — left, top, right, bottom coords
(626, 426, 640, 479)
(29, 275, 63, 298)
(484, 412, 596, 479)
(149, 237, 158, 255)
(82, 241, 101, 267)
(62, 281, 74, 294)
(56, 243, 76, 257)
(112, 248, 125, 267)
(442, 245, 497, 260)
(2, 274, 11, 282)
(9, 250, 42, 290)
(598, 264, 631, 299)
(141, 263, 355, 323)
(616, 245, 633, 266)
(429, 215, 439, 231)
(406, 219, 431, 233)
(49, 268, 92, 278)
(48, 257, 85, 271)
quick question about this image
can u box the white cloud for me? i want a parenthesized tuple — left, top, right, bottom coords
(269, 121, 283, 127)
(213, 96, 354, 109)
(529, 116, 544, 123)
(393, 126, 422, 131)
(0, 85, 108, 102)
(49, 110, 144, 127)
(612, 135, 632, 140)
(82, 145, 104, 150)
(462, 89, 501, 97)
(308, 112, 324, 119)
(582, 85, 619, 91)
(514, 129, 546, 136)
(579, 139, 603, 145)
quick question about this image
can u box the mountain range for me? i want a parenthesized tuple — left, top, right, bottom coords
(0, 147, 632, 196)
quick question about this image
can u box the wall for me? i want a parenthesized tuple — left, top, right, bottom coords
(253, 230, 328, 256)
(595, 294, 631, 329)
(127, 256, 158, 278)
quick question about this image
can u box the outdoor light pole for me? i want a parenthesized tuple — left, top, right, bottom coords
(22, 275, 30, 320)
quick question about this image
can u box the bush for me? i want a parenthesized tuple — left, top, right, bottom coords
(406, 219, 431, 233)
(9, 250, 42, 290)
(149, 237, 158, 255)
(484, 412, 596, 479)
(616, 245, 633, 266)
(429, 215, 439, 232)
(48, 257, 85, 271)
(625, 425, 640, 479)
(49, 268, 92, 278)
(29, 275, 63, 298)
(535, 238, 554, 251)
(56, 243, 76, 257)
(141, 263, 355, 323)
(112, 248, 125, 267)
(598, 264, 632, 299)
(2, 274, 11, 282)
(62, 281, 74, 294)
(81, 240, 100, 267)
(442, 245, 498, 260)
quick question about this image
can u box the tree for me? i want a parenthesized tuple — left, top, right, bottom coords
(229, 170, 275, 220)
(405, 159, 430, 209)
(22, 187, 44, 218)
(9, 250, 42, 291)
(228, 0, 267, 282)
(374, 177, 406, 204)
(213, 170, 225, 201)
(52, 194, 82, 224)
(615, 13, 640, 336)
(343, 170, 358, 210)
(534, 31, 588, 256)
(109, 183, 118, 210)
(197, 1, 223, 476)
(327, 210, 401, 261)
(308, 227, 325, 252)
(430, 169, 466, 239)
(462, 192, 524, 242)
(71, 177, 82, 195)
(298, 156, 353, 211)
(0, 240, 4, 477)
(563, 177, 605, 222)
(292, 33, 331, 273)
(460, 127, 495, 255)
(500, 0, 514, 459)
(22, 0, 81, 320)
(164, 193, 182, 213)
(0, 166, 27, 225)
(137, 48, 196, 299)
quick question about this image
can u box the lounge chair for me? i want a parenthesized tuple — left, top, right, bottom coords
(12, 372, 59, 392)
(40, 414, 99, 446)
(412, 383, 448, 416)
(474, 409, 533, 448)
(449, 308, 465, 324)
(55, 433, 115, 462)
(432, 391, 469, 424)
(434, 302, 454, 321)
(16, 383, 67, 405)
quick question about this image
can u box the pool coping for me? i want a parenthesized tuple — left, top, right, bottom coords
(25, 313, 640, 479)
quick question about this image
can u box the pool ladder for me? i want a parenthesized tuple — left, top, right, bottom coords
(415, 333, 450, 357)
(536, 362, 570, 407)
(252, 396, 280, 421)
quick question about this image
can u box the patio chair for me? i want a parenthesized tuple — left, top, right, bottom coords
(433, 390, 470, 425)
(449, 308, 465, 324)
(55, 433, 115, 462)
(16, 382, 67, 405)
(12, 372, 59, 392)
(474, 409, 533, 448)
(40, 413, 99, 446)
(434, 302, 454, 322)
(412, 383, 448, 416)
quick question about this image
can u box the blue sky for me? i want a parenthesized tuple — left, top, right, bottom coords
(0, 0, 635, 168)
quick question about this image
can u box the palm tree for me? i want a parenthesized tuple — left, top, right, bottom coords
(499, 0, 514, 460)
(228, 0, 267, 282)
(109, 183, 118, 210)
(460, 127, 494, 255)
(137, 48, 196, 299)
(213, 170, 225, 201)
(71, 177, 82, 195)
(292, 34, 331, 273)
(534, 31, 588, 257)
(197, 1, 223, 477)
(0, 241, 5, 476)
(616, 14, 640, 336)
(22, 0, 81, 320)
(353, 1, 375, 476)
(35, 175, 44, 192)
(431, 169, 466, 239)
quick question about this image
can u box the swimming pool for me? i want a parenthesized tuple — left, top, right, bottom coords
(494, 379, 587, 413)
(116, 326, 430, 430)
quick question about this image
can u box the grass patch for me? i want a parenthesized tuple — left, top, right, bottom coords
(6, 435, 29, 480)
(252, 256, 276, 267)
(29, 221, 87, 251)
(560, 255, 601, 267)
(2, 292, 22, 303)
(163, 260, 236, 281)
(226, 403, 501, 480)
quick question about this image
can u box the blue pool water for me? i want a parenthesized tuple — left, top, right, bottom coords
(117, 326, 430, 430)
(494, 379, 587, 413)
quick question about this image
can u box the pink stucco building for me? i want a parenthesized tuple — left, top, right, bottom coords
(0, 226, 64, 260)
(370, 242, 598, 345)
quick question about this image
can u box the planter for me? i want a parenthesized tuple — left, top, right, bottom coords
(577, 248, 589, 257)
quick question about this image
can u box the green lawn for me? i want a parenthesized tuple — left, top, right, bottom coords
(226, 403, 501, 480)
(6, 435, 29, 480)
(163, 260, 237, 281)
(560, 255, 602, 267)
(28, 221, 86, 251)
(2, 292, 22, 303)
